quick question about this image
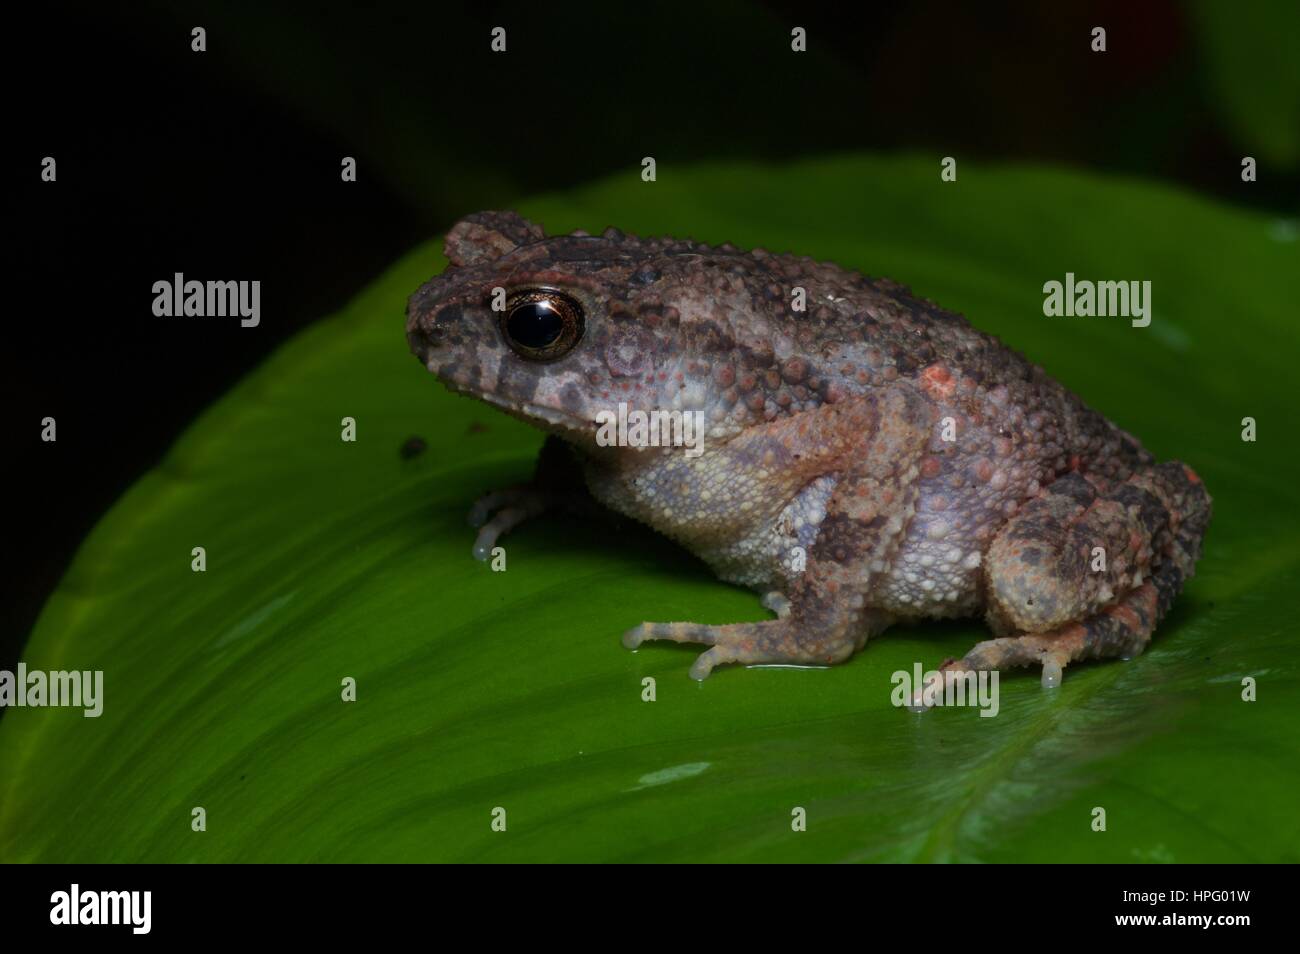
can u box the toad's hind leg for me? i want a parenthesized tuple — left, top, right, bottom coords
(945, 461, 1211, 688)
(944, 577, 1166, 689)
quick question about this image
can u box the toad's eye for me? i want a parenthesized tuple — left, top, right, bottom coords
(501, 289, 585, 361)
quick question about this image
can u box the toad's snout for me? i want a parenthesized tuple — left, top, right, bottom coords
(406, 296, 467, 364)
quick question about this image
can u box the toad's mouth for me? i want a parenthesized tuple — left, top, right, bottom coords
(477, 390, 575, 429)
(425, 346, 616, 442)
(436, 373, 595, 438)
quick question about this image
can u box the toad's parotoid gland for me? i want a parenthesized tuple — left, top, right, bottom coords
(406, 211, 1210, 686)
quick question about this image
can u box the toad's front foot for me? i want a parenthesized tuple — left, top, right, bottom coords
(623, 617, 859, 680)
(467, 484, 558, 560)
(468, 482, 609, 560)
(466, 435, 607, 559)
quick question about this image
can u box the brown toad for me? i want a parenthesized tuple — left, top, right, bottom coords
(406, 211, 1211, 686)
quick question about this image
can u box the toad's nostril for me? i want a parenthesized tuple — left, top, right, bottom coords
(422, 303, 464, 346)
(434, 304, 462, 330)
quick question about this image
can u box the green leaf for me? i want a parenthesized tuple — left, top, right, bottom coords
(3, 155, 1297, 862)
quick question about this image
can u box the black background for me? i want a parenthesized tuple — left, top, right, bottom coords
(4, 864, 1279, 934)
(5, 0, 1293, 680)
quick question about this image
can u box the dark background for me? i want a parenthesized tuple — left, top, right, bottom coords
(6, 0, 1296, 677)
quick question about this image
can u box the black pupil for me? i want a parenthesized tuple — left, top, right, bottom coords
(507, 300, 564, 350)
